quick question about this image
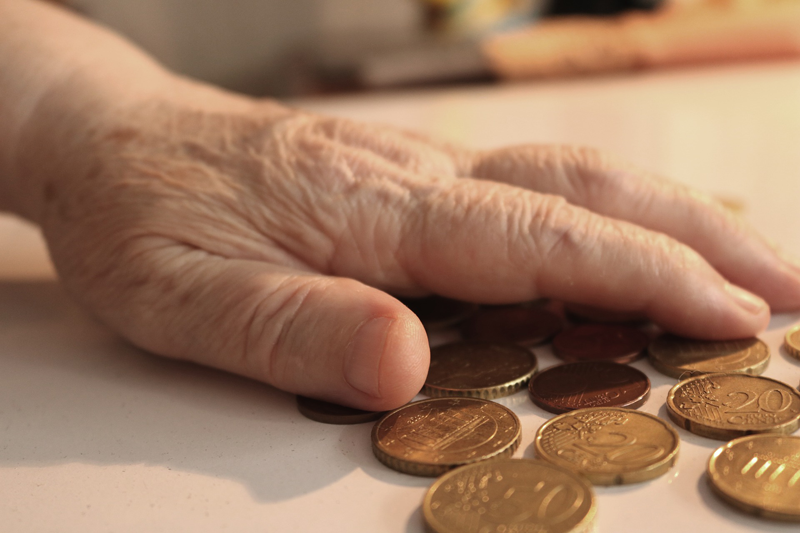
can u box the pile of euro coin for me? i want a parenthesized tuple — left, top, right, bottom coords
(296, 297, 800, 532)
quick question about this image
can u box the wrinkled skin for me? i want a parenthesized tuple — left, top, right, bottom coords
(2, 2, 798, 411)
(19, 75, 800, 411)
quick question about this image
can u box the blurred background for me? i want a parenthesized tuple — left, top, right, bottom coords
(49, 0, 800, 97)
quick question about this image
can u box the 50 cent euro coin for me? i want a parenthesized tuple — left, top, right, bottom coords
(534, 407, 679, 485)
(371, 398, 521, 477)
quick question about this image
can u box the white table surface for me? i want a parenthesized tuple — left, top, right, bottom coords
(3, 60, 800, 533)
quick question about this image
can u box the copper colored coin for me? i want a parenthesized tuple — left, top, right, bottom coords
(459, 306, 562, 346)
(425, 342, 538, 399)
(296, 396, 385, 425)
(564, 303, 647, 324)
(553, 324, 649, 364)
(528, 361, 650, 414)
(399, 295, 478, 331)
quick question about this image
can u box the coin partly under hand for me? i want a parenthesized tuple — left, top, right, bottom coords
(708, 434, 800, 521)
(534, 407, 679, 485)
(553, 324, 649, 364)
(785, 325, 800, 360)
(459, 305, 562, 346)
(423, 458, 596, 533)
(666, 373, 800, 440)
(564, 303, 647, 324)
(296, 396, 385, 425)
(398, 295, 478, 331)
(371, 398, 521, 476)
(425, 342, 538, 399)
(648, 335, 769, 379)
(528, 361, 650, 414)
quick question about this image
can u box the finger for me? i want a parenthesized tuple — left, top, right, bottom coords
(469, 144, 800, 311)
(71, 238, 429, 411)
(314, 116, 466, 177)
(388, 178, 769, 340)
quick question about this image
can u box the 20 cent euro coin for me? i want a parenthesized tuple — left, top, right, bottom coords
(648, 335, 769, 379)
(667, 373, 800, 440)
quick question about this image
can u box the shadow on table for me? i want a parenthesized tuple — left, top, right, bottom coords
(0, 281, 361, 503)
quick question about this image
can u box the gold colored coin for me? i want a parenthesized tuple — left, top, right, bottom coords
(785, 325, 800, 360)
(423, 458, 596, 533)
(648, 335, 769, 379)
(371, 398, 521, 476)
(534, 407, 679, 485)
(667, 373, 800, 440)
(424, 342, 538, 399)
(708, 434, 800, 521)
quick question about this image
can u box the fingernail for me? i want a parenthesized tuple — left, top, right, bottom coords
(345, 317, 393, 398)
(724, 283, 768, 315)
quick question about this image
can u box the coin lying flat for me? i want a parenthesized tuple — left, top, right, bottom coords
(459, 306, 562, 346)
(552, 324, 649, 364)
(534, 407, 679, 485)
(296, 396, 384, 425)
(708, 434, 800, 521)
(425, 342, 538, 399)
(785, 326, 800, 360)
(371, 398, 521, 476)
(528, 361, 650, 414)
(399, 295, 479, 331)
(666, 373, 800, 440)
(423, 458, 596, 533)
(564, 303, 647, 324)
(648, 335, 769, 379)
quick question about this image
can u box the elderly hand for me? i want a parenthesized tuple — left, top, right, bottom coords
(4, 1, 800, 412)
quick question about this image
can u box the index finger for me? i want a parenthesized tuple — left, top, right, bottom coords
(389, 178, 769, 340)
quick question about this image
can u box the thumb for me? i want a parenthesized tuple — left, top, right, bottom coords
(73, 239, 429, 411)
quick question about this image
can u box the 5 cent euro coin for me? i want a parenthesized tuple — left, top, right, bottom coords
(528, 361, 650, 414)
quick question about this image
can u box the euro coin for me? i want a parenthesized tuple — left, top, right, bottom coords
(564, 302, 647, 324)
(459, 305, 562, 346)
(423, 458, 596, 533)
(667, 373, 800, 440)
(399, 295, 478, 331)
(295, 396, 385, 425)
(371, 398, 521, 476)
(553, 324, 649, 364)
(528, 361, 650, 414)
(785, 325, 800, 360)
(648, 335, 769, 379)
(708, 434, 800, 521)
(534, 407, 679, 485)
(424, 342, 538, 399)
